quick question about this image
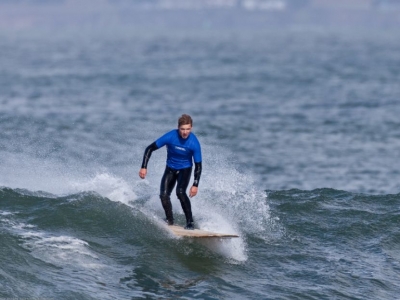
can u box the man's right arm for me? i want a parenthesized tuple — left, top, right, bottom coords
(139, 142, 158, 179)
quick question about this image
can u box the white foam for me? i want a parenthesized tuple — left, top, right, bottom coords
(200, 238, 248, 262)
(124, 144, 274, 262)
(69, 172, 137, 206)
(4, 217, 132, 296)
(0, 152, 90, 195)
(0, 210, 14, 216)
(11, 221, 102, 269)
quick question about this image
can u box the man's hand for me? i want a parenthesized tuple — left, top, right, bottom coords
(139, 168, 147, 179)
(189, 186, 198, 198)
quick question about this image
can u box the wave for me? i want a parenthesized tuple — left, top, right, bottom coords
(1, 184, 400, 299)
(0, 183, 246, 298)
(0, 169, 265, 274)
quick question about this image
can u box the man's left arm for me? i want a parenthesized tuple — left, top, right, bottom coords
(189, 162, 202, 197)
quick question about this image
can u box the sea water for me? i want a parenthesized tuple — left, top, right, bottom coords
(1, 6, 400, 300)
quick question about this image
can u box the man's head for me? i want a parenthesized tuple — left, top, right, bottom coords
(178, 114, 193, 139)
(178, 114, 193, 127)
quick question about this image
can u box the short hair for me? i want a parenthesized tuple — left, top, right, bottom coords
(178, 114, 193, 127)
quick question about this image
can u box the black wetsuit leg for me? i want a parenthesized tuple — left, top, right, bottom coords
(175, 167, 193, 226)
(160, 166, 194, 226)
(160, 166, 178, 224)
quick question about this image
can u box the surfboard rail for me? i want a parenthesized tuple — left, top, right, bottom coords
(166, 225, 239, 238)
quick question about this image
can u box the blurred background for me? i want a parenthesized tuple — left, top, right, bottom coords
(1, 0, 400, 31)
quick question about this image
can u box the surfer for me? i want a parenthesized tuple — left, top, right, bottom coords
(139, 114, 202, 230)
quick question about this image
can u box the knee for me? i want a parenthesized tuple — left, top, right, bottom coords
(176, 189, 188, 200)
(176, 188, 184, 195)
(160, 193, 170, 201)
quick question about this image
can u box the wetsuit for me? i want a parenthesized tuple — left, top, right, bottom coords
(141, 129, 202, 228)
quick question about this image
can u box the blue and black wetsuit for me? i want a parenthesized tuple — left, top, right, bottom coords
(141, 129, 202, 228)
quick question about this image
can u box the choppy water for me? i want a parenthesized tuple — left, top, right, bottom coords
(1, 16, 400, 300)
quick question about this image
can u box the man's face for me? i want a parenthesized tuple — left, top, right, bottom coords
(178, 124, 192, 139)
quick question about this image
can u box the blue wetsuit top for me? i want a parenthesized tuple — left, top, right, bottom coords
(141, 129, 203, 186)
(155, 129, 202, 169)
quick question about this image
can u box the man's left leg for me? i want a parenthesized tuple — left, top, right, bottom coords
(176, 167, 194, 230)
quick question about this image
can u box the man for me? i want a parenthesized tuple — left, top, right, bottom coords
(139, 114, 202, 230)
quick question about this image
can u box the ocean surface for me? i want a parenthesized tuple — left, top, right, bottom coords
(1, 13, 400, 299)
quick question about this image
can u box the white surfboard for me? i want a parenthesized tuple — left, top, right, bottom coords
(165, 224, 239, 238)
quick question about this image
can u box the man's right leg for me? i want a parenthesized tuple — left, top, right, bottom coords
(160, 166, 177, 225)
